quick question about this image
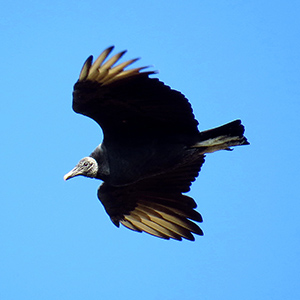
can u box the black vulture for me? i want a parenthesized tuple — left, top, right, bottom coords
(64, 46, 249, 241)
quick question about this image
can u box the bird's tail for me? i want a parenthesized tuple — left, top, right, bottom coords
(193, 119, 249, 153)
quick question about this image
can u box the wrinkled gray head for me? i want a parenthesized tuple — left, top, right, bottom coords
(64, 157, 98, 180)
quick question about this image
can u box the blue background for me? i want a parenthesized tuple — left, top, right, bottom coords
(1, 1, 299, 299)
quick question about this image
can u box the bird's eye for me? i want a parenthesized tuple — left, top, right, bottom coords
(83, 162, 89, 167)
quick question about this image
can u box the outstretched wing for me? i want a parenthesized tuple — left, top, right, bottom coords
(72, 46, 199, 138)
(97, 155, 205, 241)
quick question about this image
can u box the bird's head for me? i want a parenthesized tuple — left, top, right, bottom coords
(64, 157, 98, 180)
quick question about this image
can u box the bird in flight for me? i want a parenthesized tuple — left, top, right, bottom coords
(64, 46, 249, 241)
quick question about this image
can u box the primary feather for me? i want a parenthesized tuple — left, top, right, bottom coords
(65, 46, 249, 241)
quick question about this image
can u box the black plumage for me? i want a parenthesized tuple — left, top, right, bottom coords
(64, 46, 249, 241)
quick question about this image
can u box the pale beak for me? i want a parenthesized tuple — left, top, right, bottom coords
(64, 167, 81, 181)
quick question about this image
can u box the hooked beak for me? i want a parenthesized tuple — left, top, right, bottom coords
(64, 166, 81, 181)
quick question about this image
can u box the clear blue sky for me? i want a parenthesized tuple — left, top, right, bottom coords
(1, 1, 299, 299)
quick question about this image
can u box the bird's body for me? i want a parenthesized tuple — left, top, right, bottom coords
(64, 46, 249, 241)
